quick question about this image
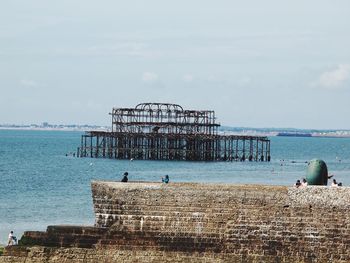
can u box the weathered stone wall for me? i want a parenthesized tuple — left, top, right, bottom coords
(91, 182, 350, 262)
(2, 182, 350, 263)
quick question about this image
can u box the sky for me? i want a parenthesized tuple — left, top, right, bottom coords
(1, 0, 350, 129)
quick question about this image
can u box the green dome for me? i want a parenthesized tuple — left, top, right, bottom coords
(306, 159, 328, 185)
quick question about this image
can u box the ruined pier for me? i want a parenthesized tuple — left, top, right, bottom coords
(78, 103, 271, 161)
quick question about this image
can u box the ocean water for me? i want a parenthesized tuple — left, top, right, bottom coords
(1, 129, 350, 244)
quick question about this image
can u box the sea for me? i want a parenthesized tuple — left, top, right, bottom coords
(1, 129, 350, 244)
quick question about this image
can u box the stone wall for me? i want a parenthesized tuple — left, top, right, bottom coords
(1, 181, 350, 262)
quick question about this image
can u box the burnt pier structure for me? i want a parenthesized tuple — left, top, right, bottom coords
(78, 103, 270, 161)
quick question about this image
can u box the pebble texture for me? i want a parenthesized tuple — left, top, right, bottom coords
(1, 182, 350, 263)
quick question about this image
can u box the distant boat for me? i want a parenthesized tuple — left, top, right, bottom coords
(277, 132, 312, 137)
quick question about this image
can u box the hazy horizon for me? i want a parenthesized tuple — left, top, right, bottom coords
(1, 1, 350, 129)
(2, 121, 350, 132)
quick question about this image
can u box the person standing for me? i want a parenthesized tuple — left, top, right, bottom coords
(7, 231, 17, 246)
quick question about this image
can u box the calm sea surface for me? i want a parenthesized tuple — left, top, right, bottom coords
(1, 129, 350, 244)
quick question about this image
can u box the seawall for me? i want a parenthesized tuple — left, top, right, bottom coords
(1, 181, 350, 262)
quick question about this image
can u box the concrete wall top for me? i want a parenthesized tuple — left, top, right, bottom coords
(92, 181, 350, 209)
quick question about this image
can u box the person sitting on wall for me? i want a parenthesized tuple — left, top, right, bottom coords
(162, 175, 169, 184)
(121, 172, 128, 182)
(295, 180, 301, 188)
(331, 179, 338, 187)
(301, 178, 308, 187)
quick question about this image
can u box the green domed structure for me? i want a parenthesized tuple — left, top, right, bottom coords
(306, 159, 328, 185)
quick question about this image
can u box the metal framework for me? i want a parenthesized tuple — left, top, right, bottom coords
(78, 103, 270, 162)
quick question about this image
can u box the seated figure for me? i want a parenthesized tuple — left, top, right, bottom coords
(162, 175, 169, 184)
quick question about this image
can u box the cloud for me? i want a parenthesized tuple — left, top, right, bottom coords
(183, 74, 194, 82)
(79, 42, 165, 59)
(20, 79, 39, 88)
(313, 64, 350, 89)
(142, 72, 158, 82)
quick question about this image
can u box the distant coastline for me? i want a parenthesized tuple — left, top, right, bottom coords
(219, 126, 350, 138)
(0, 127, 108, 132)
(0, 123, 110, 132)
(1, 123, 350, 138)
(277, 132, 312, 137)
